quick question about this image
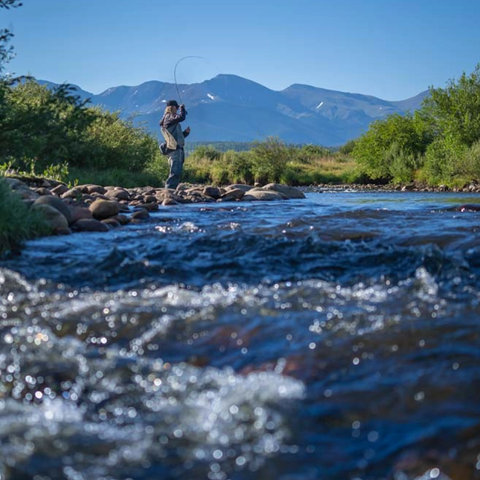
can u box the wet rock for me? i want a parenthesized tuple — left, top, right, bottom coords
(163, 197, 179, 206)
(70, 206, 93, 223)
(242, 189, 284, 201)
(141, 202, 159, 212)
(203, 186, 222, 199)
(263, 183, 305, 199)
(102, 218, 121, 229)
(72, 218, 110, 232)
(34, 196, 73, 224)
(32, 204, 69, 234)
(112, 214, 130, 225)
(220, 188, 246, 201)
(132, 208, 150, 220)
(89, 199, 120, 220)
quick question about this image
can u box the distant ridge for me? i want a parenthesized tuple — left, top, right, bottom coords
(40, 74, 428, 146)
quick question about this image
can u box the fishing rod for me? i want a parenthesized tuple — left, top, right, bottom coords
(174, 56, 204, 104)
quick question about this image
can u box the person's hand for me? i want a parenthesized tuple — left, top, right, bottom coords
(185, 126, 191, 134)
(180, 104, 185, 109)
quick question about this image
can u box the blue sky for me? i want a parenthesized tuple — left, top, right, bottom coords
(2, 0, 480, 100)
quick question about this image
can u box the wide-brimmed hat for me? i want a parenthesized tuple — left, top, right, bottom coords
(166, 100, 179, 107)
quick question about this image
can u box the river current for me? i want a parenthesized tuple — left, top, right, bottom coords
(1, 191, 480, 480)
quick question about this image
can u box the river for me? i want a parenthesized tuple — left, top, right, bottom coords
(1, 191, 480, 480)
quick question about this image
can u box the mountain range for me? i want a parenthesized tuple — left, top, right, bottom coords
(43, 74, 428, 146)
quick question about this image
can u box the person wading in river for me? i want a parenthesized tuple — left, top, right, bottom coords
(160, 100, 191, 189)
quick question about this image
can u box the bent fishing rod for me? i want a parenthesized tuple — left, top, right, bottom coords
(174, 56, 204, 104)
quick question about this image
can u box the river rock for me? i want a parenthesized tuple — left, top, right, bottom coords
(85, 185, 107, 195)
(34, 187, 53, 196)
(203, 186, 222, 199)
(242, 190, 284, 201)
(263, 183, 305, 199)
(70, 206, 93, 223)
(225, 184, 253, 192)
(163, 197, 178, 206)
(61, 187, 84, 199)
(105, 188, 130, 201)
(112, 214, 130, 225)
(220, 188, 246, 201)
(71, 218, 110, 232)
(32, 204, 70, 234)
(34, 195, 73, 224)
(132, 208, 150, 220)
(89, 199, 120, 220)
(51, 184, 69, 196)
(102, 218, 121, 228)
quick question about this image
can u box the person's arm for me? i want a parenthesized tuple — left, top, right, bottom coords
(163, 106, 187, 128)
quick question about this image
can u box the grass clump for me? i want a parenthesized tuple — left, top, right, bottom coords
(0, 176, 51, 254)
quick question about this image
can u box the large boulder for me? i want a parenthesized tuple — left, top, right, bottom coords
(34, 195, 73, 224)
(32, 204, 70, 234)
(242, 189, 284, 201)
(263, 183, 305, 199)
(89, 199, 120, 220)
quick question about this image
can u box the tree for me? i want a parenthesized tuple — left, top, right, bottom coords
(0, 0, 22, 73)
(423, 64, 480, 147)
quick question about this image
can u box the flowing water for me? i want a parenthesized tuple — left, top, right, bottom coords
(1, 191, 480, 480)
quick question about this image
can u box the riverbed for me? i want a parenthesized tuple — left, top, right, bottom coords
(1, 191, 480, 480)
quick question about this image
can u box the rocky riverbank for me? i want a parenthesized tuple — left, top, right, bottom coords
(3, 175, 306, 236)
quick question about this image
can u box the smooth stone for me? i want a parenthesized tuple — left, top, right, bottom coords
(224, 184, 253, 192)
(32, 204, 69, 234)
(89, 199, 120, 220)
(35, 187, 53, 196)
(34, 195, 73, 224)
(101, 218, 121, 228)
(85, 185, 107, 194)
(105, 188, 130, 201)
(242, 190, 284, 201)
(112, 214, 130, 225)
(162, 197, 178, 206)
(60, 187, 84, 199)
(50, 183, 69, 197)
(203, 186, 222, 199)
(70, 206, 93, 223)
(132, 208, 150, 220)
(263, 183, 306, 199)
(71, 218, 110, 232)
(220, 188, 246, 201)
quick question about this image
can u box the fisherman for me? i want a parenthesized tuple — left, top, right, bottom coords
(160, 100, 191, 189)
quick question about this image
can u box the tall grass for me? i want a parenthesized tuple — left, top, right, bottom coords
(0, 177, 51, 254)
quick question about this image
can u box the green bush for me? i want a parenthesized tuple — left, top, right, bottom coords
(0, 80, 163, 175)
(352, 113, 430, 181)
(250, 137, 294, 183)
(0, 176, 51, 254)
(421, 137, 467, 185)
